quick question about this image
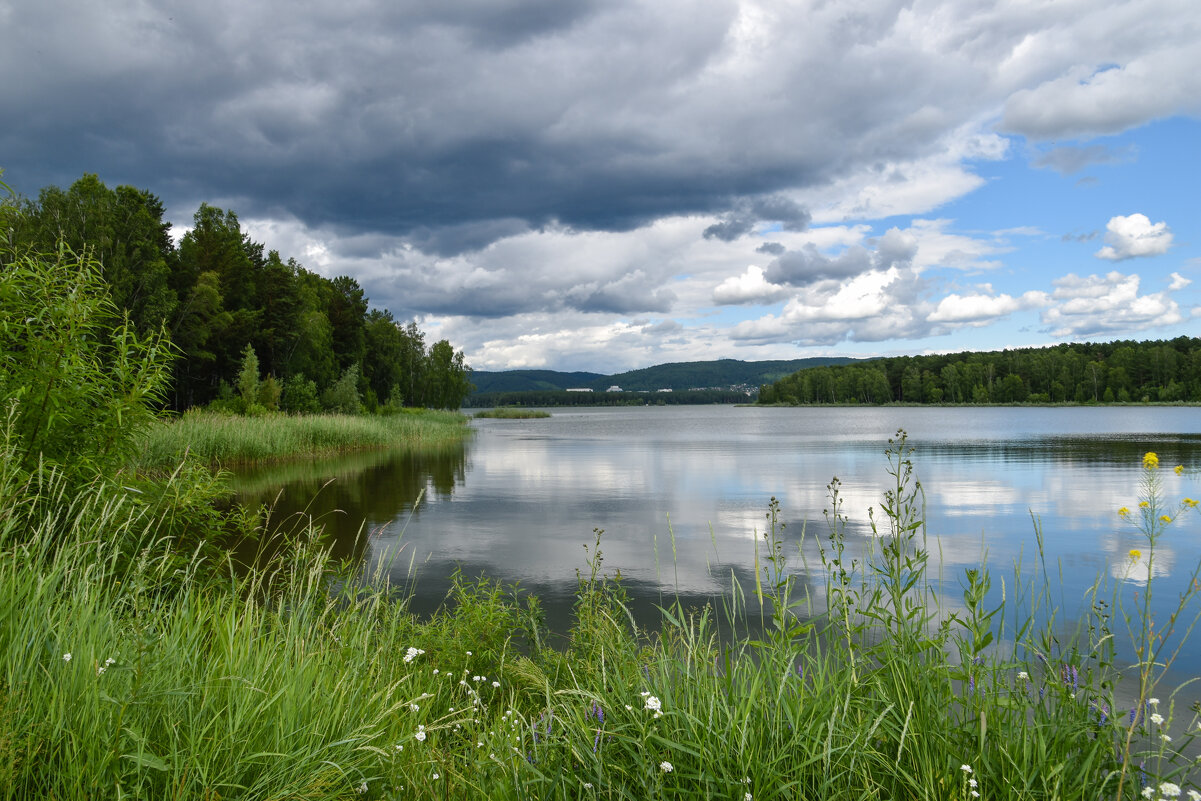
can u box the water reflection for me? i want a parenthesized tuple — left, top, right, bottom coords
(227, 406, 1201, 656)
(229, 441, 467, 564)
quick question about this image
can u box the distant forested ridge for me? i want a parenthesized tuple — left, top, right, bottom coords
(464, 388, 753, 408)
(3, 173, 472, 411)
(758, 338, 1201, 405)
(470, 357, 857, 396)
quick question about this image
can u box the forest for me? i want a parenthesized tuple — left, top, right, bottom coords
(758, 337, 1201, 405)
(2, 173, 473, 412)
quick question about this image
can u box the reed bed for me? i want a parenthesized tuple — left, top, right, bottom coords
(2, 430, 1199, 800)
(132, 409, 471, 470)
(473, 408, 552, 419)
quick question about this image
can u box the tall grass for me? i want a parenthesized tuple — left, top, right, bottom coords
(3, 428, 1199, 799)
(132, 409, 471, 470)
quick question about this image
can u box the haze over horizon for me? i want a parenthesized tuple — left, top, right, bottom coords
(3, 0, 1198, 374)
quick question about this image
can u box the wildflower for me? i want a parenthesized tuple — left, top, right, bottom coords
(97, 666, 106, 676)
(1149, 697, 1160, 706)
(1163, 733, 1173, 743)
(1143, 788, 1156, 799)
(1159, 783, 1181, 798)
(357, 781, 368, 794)
(1144, 452, 1160, 469)
(1129, 549, 1142, 561)
(584, 783, 593, 789)
(415, 726, 427, 742)
(1017, 671, 1029, 681)
(745, 794, 753, 801)
(1187, 790, 1200, 801)
(1185, 498, 1199, 508)
(1151, 713, 1165, 725)
(970, 793, 979, 799)
(433, 669, 439, 675)
(403, 647, 425, 663)
(466, 650, 472, 656)
(432, 773, 440, 780)
(395, 744, 403, 751)
(1119, 507, 1131, 517)
(63, 653, 71, 662)
(1139, 501, 1150, 509)
(644, 695, 662, 713)
(1160, 515, 1173, 523)
(410, 703, 420, 711)
(969, 778, 978, 788)
(659, 761, 673, 773)
(961, 765, 973, 773)
(1176, 465, 1185, 475)
(492, 681, 500, 688)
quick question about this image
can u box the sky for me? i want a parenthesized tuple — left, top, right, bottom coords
(2, 0, 1198, 373)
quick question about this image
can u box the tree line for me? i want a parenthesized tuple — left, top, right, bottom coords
(758, 337, 1201, 405)
(2, 173, 472, 412)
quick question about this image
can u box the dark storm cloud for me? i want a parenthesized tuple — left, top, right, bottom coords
(756, 242, 785, 255)
(702, 195, 811, 241)
(763, 245, 872, 285)
(0, 0, 997, 251)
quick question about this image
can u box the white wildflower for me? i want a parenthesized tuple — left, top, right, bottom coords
(415, 726, 427, 742)
(961, 765, 973, 773)
(659, 761, 673, 773)
(1151, 713, 1165, 726)
(492, 681, 500, 688)
(1158, 782, 1181, 798)
(1186, 790, 1200, 801)
(584, 783, 593, 789)
(1017, 671, 1029, 681)
(357, 781, 367, 794)
(1149, 697, 1160, 706)
(403, 647, 425, 663)
(63, 653, 72, 662)
(644, 695, 662, 713)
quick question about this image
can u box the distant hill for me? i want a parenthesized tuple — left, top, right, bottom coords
(469, 357, 859, 396)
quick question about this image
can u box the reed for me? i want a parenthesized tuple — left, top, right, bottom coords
(2, 427, 1198, 799)
(132, 409, 471, 470)
(473, 409, 552, 419)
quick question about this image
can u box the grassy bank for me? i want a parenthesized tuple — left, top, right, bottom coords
(473, 408, 552, 419)
(132, 409, 471, 471)
(2, 432, 1199, 799)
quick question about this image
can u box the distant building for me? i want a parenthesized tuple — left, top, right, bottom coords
(565, 387, 593, 392)
(657, 388, 672, 393)
(607, 385, 623, 392)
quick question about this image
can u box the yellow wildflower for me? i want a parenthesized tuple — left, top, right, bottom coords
(1176, 465, 1185, 475)
(1185, 498, 1198, 508)
(1118, 507, 1131, 518)
(1129, 549, 1142, 561)
(1139, 501, 1150, 509)
(1144, 452, 1159, 469)
(1160, 515, 1172, 523)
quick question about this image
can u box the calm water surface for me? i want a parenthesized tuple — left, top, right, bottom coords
(233, 406, 1201, 673)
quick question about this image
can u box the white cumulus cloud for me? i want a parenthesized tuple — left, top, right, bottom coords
(1094, 213, 1173, 260)
(1041, 270, 1185, 337)
(713, 265, 789, 305)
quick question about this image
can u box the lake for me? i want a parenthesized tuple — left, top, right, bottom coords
(232, 405, 1201, 678)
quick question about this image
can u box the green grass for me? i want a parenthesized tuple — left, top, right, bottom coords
(473, 408, 552, 419)
(2, 429, 1199, 799)
(131, 409, 471, 470)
